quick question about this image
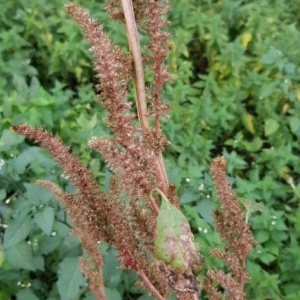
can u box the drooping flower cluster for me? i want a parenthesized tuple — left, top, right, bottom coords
(203, 157, 256, 300)
(12, 124, 168, 299)
(12, 1, 176, 299)
(12, 1, 255, 300)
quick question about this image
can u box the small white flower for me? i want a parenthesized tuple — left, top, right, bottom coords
(51, 231, 57, 236)
(0, 158, 5, 169)
(198, 227, 202, 232)
(198, 183, 204, 191)
(203, 228, 208, 234)
(271, 221, 276, 226)
(186, 178, 190, 183)
(61, 172, 69, 180)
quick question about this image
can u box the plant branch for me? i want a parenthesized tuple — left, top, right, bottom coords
(149, 192, 160, 215)
(120, 0, 149, 130)
(55, 217, 73, 229)
(138, 269, 166, 300)
(120, 0, 169, 190)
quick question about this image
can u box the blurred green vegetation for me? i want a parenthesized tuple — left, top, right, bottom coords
(1, 0, 300, 299)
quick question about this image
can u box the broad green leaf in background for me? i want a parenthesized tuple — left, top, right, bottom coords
(3, 215, 32, 249)
(255, 230, 270, 243)
(39, 235, 64, 254)
(180, 190, 197, 204)
(104, 287, 122, 300)
(32, 255, 45, 271)
(265, 119, 279, 136)
(0, 246, 4, 267)
(5, 242, 36, 270)
(83, 291, 97, 300)
(196, 199, 214, 225)
(243, 136, 263, 152)
(34, 206, 54, 236)
(57, 257, 85, 300)
(260, 46, 283, 66)
(154, 189, 200, 272)
(288, 116, 300, 137)
(24, 183, 54, 206)
(260, 252, 277, 265)
(17, 288, 39, 300)
(12, 147, 54, 174)
(0, 129, 24, 151)
(102, 246, 123, 288)
(0, 189, 7, 201)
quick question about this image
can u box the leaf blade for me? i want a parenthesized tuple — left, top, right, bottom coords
(57, 257, 85, 300)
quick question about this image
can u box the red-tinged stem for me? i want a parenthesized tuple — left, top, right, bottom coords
(154, 58, 162, 137)
(138, 270, 166, 300)
(240, 244, 247, 291)
(120, 0, 169, 191)
(122, 249, 165, 299)
(149, 193, 160, 215)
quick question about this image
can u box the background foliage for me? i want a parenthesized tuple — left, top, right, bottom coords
(1, 0, 300, 299)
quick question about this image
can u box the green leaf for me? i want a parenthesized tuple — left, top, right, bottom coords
(0, 247, 4, 267)
(13, 74, 30, 100)
(3, 216, 32, 249)
(103, 247, 123, 288)
(32, 255, 45, 271)
(57, 257, 85, 300)
(34, 206, 54, 236)
(0, 129, 24, 151)
(180, 190, 196, 204)
(0, 267, 21, 282)
(154, 189, 200, 272)
(24, 183, 54, 205)
(260, 253, 276, 265)
(39, 235, 64, 254)
(270, 231, 288, 242)
(196, 199, 214, 225)
(83, 291, 97, 300)
(0, 189, 7, 201)
(260, 47, 282, 65)
(255, 230, 270, 243)
(259, 83, 277, 99)
(104, 287, 122, 300)
(12, 147, 54, 174)
(5, 242, 35, 270)
(17, 288, 39, 300)
(264, 119, 279, 136)
(243, 136, 263, 152)
(288, 116, 300, 136)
